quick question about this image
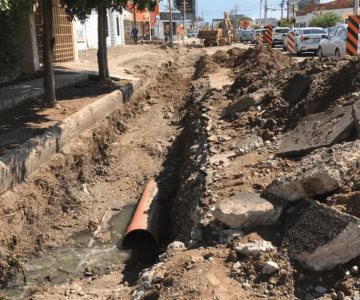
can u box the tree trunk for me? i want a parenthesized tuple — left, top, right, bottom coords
(42, 0, 56, 107)
(97, 3, 109, 82)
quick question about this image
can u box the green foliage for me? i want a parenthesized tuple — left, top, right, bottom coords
(60, 0, 157, 22)
(309, 12, 341, 28)
(278, 19, 292, 27)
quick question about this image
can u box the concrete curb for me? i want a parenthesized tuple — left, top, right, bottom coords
(0, 59, 168, 195)
(0, 73, 89, 112)
(0, 88, 125, 195)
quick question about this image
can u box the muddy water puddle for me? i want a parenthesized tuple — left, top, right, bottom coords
(0, 205, 135, 298)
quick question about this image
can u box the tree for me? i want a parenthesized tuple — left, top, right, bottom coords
(309, 12, 341, 28)
(61, 0, 157, 83)
(42, 0, 56, 107)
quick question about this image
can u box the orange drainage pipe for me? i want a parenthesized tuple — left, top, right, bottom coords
(122, 179, 159, 249)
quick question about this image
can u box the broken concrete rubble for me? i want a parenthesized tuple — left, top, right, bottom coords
(266, 141, 360, 201)
(283, 201, 360, 271)
(234, 135, 263, 156)
(282, 73, 311, 105)
(213, 192, 285, 228)
(235, 240, 275, 256)
(223, 92, 263, 116)
(353, 101, 360, 138)
(277, 105, 354, 157)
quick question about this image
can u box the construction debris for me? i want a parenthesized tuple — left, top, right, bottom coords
(277, 105, 355, 157)
(213, 192, 285, 228)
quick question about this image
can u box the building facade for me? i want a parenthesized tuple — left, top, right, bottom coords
(295, 0, 354, 27)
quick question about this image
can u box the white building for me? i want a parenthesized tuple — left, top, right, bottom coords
(75, 9, 128, 50)
(295, 7, 352, 27)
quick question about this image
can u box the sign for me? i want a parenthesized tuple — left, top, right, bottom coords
(241, 20, 250, 29)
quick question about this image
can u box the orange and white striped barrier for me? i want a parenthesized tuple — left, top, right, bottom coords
(287, 31, 296, 55)
(258, 32, 264, 46)
(346, 15, 360, 56)
(122, 179, 159, 249)
(265, 25, 273, 47)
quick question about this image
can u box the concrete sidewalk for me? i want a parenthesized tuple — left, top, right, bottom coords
(0, 72, 89, 112)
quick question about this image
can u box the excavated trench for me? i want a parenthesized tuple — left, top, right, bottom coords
(0, 51, 209, 298)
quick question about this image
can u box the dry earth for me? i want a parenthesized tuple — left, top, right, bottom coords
(1, 43, 360, 300)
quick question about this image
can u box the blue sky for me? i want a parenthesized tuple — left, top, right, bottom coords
(161, 0, 336, 22)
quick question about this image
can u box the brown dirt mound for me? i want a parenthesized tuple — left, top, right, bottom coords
(234, 47, 295, 72)
(193, 54, 218, 80)
(212, 48, 246, 67)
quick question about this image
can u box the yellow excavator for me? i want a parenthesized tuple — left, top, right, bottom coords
(197, 13, 236, 47)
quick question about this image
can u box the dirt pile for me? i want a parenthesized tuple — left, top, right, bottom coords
(193, 54, 218, 80)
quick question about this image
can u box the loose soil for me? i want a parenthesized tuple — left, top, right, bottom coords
(2, 44, 360, 300)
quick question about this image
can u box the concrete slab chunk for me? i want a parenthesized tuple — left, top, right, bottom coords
(278, 106, 354, 157)
(267, 141, 360, 201)
(353, 101, 360, 138)
(213, 192, 285, 229)
(282, 73, 311, 105)
(283, 201, 360, 271)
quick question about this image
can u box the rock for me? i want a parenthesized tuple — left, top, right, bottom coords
(330, 292, 338, 299)
(282, 73, 311, 105)
(337, 291, 346, 300)
(223, 92, 264, 116)
(143, 105, 151, 112)
(219, 229, 244, 243)
(213, 192, 285, 229)
(283, 201, 360, 271)
(354, 101, 360, 138)
(352, 265, 359, 275)
(262, 261, 280, 275)
(314, 285, 327, 294)
(167, 241, 186, 252)
(266, 141, 360, 201)
(232, 261, 241, 271)
(277, 106, 354, 157)
(235, 135, 263, 156)
(82, 183, 90, 194)
(235, 240, 275, 256)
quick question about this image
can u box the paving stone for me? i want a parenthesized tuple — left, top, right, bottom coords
(213, 192, 285, 229)
(278, 106, 354, 157)
(283, 201, 360, 271)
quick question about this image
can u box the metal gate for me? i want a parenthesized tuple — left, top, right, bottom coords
(35, 0, 75, 63)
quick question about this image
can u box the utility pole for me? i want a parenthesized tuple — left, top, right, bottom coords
(264, 0, 268, 25)
(287, 1, 290, 22)
(280, 0, 284, 26)
(260, 0, 263, 25)
(168, 0, 173, 47)
(355, 0, 359, 15)
(183, 0, 186, 29)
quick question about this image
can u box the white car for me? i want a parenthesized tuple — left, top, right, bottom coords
(318, 24, 360, 57)
(272, 27, 290, 47)
(294, 27, 327, 55)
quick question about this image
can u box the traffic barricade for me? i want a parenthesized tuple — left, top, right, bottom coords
(265, 25, 273, 48)
(346, 15, 360, 56)
(287, 31, 296, 55)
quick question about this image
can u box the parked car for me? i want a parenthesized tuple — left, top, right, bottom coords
(237, 29, 254, 43)
(293, 27, 327, 55)
(272, 27, 290, 47)
(283, 28, 301, 50)
(253, 29, 267, 44)
(318, 25, 360, 58)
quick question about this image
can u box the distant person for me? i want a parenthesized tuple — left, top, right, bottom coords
(177, 24, 185, 43)
(131, 27, 139, 44)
